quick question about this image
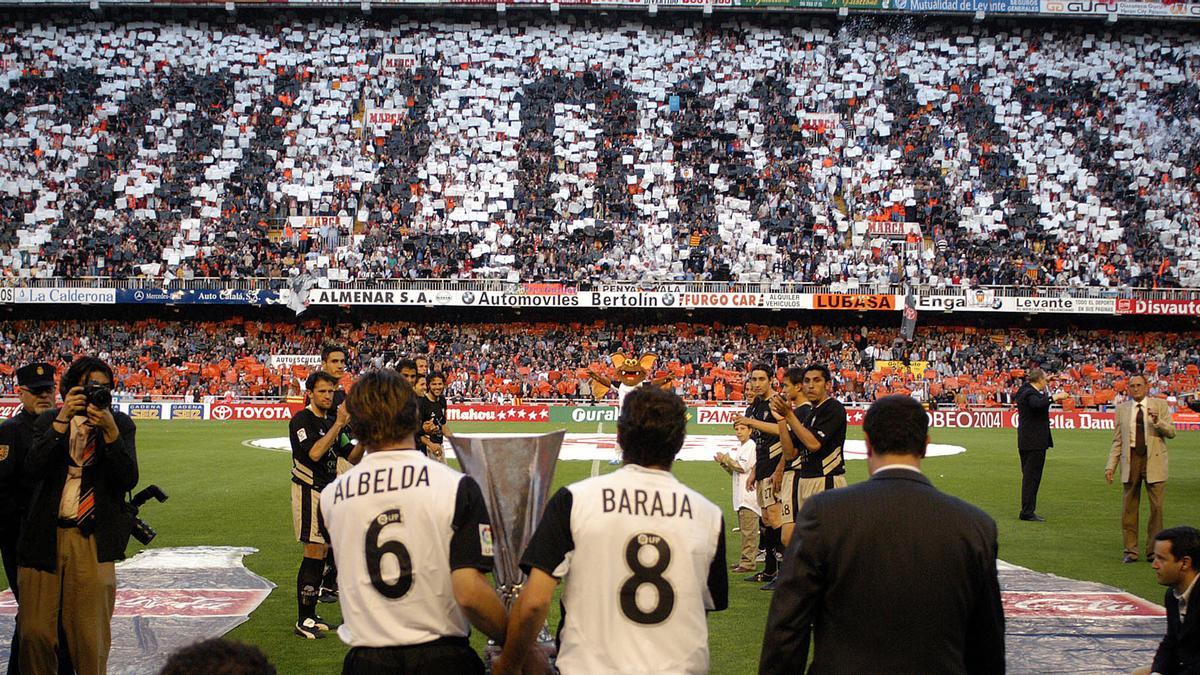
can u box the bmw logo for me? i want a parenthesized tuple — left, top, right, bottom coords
(661, 293, 676, 307)
(462, 292, 476, 305)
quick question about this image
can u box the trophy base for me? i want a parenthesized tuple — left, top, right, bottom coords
(484, 628, 557, 673)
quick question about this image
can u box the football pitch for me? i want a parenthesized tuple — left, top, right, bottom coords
(3, 419, 1195, 674)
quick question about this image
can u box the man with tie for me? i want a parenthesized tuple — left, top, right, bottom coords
(1135, 525, 1200, 675)
(1106, 374, 1176, 563)
(19, 357, 139, 675)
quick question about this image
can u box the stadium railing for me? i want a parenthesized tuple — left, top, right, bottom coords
(5, 277, 1200, 300)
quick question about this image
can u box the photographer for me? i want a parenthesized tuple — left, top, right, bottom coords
(18, 357, 138, 675)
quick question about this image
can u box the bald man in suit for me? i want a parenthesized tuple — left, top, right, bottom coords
(1106, 374, 1175, 563)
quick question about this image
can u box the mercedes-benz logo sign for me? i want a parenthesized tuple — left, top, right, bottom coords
(134, 290, 145, 301)
(462, 291, 476, 305)
(211, 404, 234, 420)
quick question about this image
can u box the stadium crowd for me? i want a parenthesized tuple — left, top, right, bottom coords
(0, 317, 1197, 407)
(2, 15, 1200, 287)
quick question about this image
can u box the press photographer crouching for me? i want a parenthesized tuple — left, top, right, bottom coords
(18, 357, 139, 675)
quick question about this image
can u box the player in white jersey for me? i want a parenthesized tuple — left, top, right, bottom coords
(319, 368, 507, 674)
(494, 387, 729, 675)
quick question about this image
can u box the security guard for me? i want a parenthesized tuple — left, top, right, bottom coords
(0, 363, 57, 675)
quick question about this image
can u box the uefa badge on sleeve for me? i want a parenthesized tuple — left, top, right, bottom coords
(479, 524, 494, 557)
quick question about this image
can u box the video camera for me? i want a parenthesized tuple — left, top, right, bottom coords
(125, 485, 168, 545)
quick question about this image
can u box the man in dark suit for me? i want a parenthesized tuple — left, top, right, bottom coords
(1014, 368, 1068, 522)
(758, 395, 1005, 675)
(1140, 525, 1200, 675)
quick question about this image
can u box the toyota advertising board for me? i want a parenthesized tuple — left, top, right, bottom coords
(209, 403, 302, 421)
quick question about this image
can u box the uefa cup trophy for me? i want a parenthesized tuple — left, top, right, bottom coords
(449, 430, 565, 665)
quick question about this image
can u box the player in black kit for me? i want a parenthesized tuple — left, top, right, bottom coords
(417, 372, 449, 461)
(318, 345, 351, 603)
(736, 364, 782, 589)
(289, 371, 355, 639)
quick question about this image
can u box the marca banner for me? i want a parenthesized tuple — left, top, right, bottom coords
(364, 108, 410, 127)
(286, 215, 354, 231)
(380, 53, 419, 71)
(209, 402, 302, 421)
(268, 355, 323, 368)
(117, 288, 284, 306)
(864, 222, 922, 238)
(812, 294, 898, 311)
(1, 547, 274, 674)
(448, 405, 550, 422)
(1116, 298, 1200, 317)
(0, 287, 115, 304)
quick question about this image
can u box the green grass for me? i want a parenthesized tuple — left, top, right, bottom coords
(3, 419, 1195, 674)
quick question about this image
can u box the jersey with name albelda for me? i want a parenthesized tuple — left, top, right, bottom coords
(521, 464, 728, 675)
(319, 450, 493, 648)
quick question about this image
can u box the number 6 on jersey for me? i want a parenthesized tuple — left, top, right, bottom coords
(366, 509, 414, 599)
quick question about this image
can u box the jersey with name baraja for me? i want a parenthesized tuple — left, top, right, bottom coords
(521, 465, 728, 675)
(318, 451, 493, 648)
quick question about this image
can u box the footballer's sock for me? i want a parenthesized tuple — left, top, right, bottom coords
(297, 556, 323, 620)
(763, 528, 780, 577)
(322, 550, 338, 591)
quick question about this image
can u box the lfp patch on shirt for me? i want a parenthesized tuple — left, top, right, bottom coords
(296, 428, 307, 443)
(479, 524, 494, 557)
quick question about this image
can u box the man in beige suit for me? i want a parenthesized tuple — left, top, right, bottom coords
(1106, 375, 1176, 563)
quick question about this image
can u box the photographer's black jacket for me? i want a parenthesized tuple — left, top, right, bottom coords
(19, 408, 139, 571)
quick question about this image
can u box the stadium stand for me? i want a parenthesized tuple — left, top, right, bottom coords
(1, 318, 1196, 406)
(2, 14, 1200, 287)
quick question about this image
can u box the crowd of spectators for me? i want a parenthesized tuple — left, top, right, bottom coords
(2, 14, 1200, 287)
(1, 317, 1197, 408)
